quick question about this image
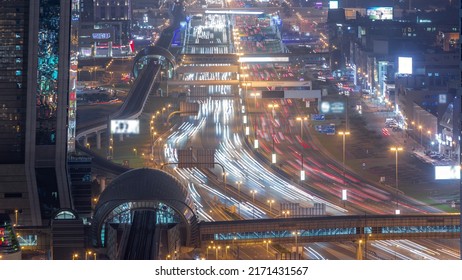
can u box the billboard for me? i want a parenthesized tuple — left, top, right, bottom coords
(398, 57, 413, 74)
(435, 166, 460, 180)
(320, 101, 345, 114)
(329, 1, 338, 9)
(110, 120, 140, 134)
(366, 7, 393, 20)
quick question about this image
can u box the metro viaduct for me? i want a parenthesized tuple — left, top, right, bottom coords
(198, 214, 460, 246)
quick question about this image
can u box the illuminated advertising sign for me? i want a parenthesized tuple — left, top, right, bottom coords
(320, 101, 345, 114)
(329, 1, 338, 9)
(110, 120, 140, 134)
(398, 57, 413, 74)
(366, 7, 393, 20)
(435, 165, 460, 180)
(92, 33, 111, 40)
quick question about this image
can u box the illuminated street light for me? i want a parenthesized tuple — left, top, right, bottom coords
(267, 103, 279, 117)
(263, 240, 272, 255)
(338, 131, 350, 205)
(296, 116, 308, 140)
(236, 181, 242, 216)
(418, 125, 423, 148)
(250, 92, 260, 108)
(390, 147, 403, 215)
(250, 190, 257, 203)
(225, 245, 230, 259)
(292, 231, 301, 260)
(267, 199, 275, 214)
(282, 210, 290, 218)
(14, 209, 18, 226)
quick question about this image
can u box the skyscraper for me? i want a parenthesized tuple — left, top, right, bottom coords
(0, 0, 72, 226)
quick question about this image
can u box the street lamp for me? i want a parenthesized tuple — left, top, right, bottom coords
(263, 240, 272, 256)
(14, 209, 18, 226)
(206, 246, 211, 259)
(72, 253, 79, 260)
(242, 82, 251, 96)
(250, 190, 257, 203)
(267, 103, 279, 117)
(214, 246, 221, 260)
(282, 210, 290, 218)
(299, 153, 305, 181)
(236, 181, 242, 216)
(250, 92, 260, 108)
(267, 199, 275, 214)
(296, 116, 308, 141)
(225, 245, 230, 259)
(427, 130, 431, 148)
(338, 131, 350, 204)
(133, 148, 137, 156)
(418, 125, 423, 148)
(390, 146, 403, 215)
(85, 250, 92, 260)
(292, 231, 301, 260)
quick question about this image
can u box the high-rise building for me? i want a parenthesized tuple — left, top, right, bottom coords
(0, 0, 72, 226)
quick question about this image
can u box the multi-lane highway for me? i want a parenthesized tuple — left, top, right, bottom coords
(100, 0, 459, 259)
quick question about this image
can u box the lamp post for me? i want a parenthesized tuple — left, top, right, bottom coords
(223, 172, 228, 208)
(390, 146, 403, 215)
(14, 209, 18, 226)
(267, 199, 275, 214)
(214, 246, 221, 260)
(338, 131, 350, 205)
(225, 245, 230, 259)
(250, 92, 260, 108)
(418, 125, 423, 148)
(250, 190, 257, 203)
(72, 253, 79, 260)
(133, 148, 137, 156)
(427, 130, 431, 149)
(269, 109, 278, 164)
(282, 210, 290, 218)
(263, 240, 272, 256)
(300, 153, 305, 181)
(236, 181, 242, 216)
(242, 82, 251, 96)
(267, 103, 279, 117)
(292, 231, 301, 260)
(296, 116, 308, 141)
(206, 246, 211, 259)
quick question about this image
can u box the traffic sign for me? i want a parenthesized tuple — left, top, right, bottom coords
(311, 114, 325, 121)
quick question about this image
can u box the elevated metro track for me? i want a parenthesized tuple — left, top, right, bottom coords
(168, 80, 240, 85)
(199, 214, 460, 245)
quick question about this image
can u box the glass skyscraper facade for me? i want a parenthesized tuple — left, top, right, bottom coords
(0, 0, 29, 164)
(0, 0, 72, 226)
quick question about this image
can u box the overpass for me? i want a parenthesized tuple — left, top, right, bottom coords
(198, 214, 460, 245)
(76, 61, 161, 151)
(176, 65, 239, 74)
(168, 79, 240, 86)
